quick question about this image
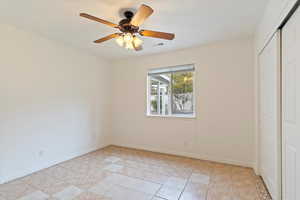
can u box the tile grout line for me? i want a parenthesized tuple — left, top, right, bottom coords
(104, 162, 167, 185)
(107, 159, 192, 186)
(101, 160, 166, 199)
(152, 183, 164, 200)
(177, 169, 193, 200)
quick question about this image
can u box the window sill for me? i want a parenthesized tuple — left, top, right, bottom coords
(146, 114, 196, 119)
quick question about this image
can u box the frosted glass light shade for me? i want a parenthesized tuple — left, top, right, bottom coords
(133, 36, 143, 48)
(125, 41, 134, 50)
(115, 36, 124, 47)
(123, 33, 133, 43)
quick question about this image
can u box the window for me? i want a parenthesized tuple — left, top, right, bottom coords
(147, 64, 195, 118)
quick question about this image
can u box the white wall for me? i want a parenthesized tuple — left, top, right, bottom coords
(0, 23, 112, 183)
(111, 38, 255, 167)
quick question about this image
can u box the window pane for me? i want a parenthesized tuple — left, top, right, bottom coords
(150, 79, 159, 115)
(149, 74, 171, 115)
(171, 71, 194, 114)
(159, 76, 171, 115)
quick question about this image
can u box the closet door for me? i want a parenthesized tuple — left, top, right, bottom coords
(282, 6, 300, 200)
(259, 31, 281, 200)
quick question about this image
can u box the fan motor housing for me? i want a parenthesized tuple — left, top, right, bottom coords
(118, 11, 139, 33)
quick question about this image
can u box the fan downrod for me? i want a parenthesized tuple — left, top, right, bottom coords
(124, 11, 134, 19)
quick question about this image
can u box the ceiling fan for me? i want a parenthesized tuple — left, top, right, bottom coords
(80, 4, 175, 51)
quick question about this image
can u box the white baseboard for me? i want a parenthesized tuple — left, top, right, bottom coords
(112, 142, 253, 168)
(0, 143, 109, 184)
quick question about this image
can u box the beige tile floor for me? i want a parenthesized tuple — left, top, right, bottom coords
(0, 146, 271, 200)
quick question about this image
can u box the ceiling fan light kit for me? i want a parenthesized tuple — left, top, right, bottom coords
(80, 4, 175, 51)
(118, 35, 134, 50)
(115, 33, 143, 50)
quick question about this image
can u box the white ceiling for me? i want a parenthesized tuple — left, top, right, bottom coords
(1, 0, 268, 59)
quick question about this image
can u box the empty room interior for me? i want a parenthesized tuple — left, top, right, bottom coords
(1, 0, 300, 199)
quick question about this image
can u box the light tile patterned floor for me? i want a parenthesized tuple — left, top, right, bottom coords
(0, 146, 271, 200)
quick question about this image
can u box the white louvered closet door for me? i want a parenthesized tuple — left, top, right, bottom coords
(282, 6, 300, 200)
(259, 31, 281, 200)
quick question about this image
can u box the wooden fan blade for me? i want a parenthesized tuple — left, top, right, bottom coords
(130, 4, 153, 26)
(94, 33, 120, 43)
(139, 30, 175, 40)
(80, 13, 118, 28)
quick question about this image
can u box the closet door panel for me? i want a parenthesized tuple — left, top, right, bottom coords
(282, 6, 300, 200)
(259, 31, 281, 199)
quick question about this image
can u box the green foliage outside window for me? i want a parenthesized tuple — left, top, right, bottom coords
(171, 72, 193, 94)
(171, 72, 193, 113)
(151, 100, 157, 112)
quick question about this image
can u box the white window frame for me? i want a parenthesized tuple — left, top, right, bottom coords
(146, 64, 196, 118)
